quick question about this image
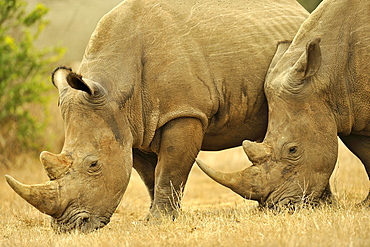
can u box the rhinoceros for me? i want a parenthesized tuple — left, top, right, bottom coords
(5, 0, 308, 232)
(197, 0, 370, 208)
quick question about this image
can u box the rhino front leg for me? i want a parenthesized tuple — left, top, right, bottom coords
(340, 134, 370, 206)
(133, 149, 158, 207)
(148, 117, 204, 220)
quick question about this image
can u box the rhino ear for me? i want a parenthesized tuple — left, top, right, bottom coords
(51, 66, 72, 92)
(51, 66, 106, 97)
(66, 72, 94, 96)
(293, 37, 322, 79)
(66, 73, 107, 97)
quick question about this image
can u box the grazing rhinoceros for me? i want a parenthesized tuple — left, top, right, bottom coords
(197, 0, 370, 208)
(5, 0, 308, 232)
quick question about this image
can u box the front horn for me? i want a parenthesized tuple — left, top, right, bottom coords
(5, 175, 62, 217)
(195, 159, 267, 202)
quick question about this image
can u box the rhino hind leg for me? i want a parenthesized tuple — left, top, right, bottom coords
(133, 149, 158, 206)
(340, 134, 370, 206)
(147, 117, 204, 220)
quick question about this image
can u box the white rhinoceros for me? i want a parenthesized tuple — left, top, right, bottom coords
(6, 0, 308, 232)
(198, 0, 370, 208)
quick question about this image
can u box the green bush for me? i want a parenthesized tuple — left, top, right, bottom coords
(0, 0, 64, 163)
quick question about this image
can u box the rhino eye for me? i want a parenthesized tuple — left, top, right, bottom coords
(90, 161, 98, 167)
(289, 146, 298, 154)
(88, 161, 102, 174)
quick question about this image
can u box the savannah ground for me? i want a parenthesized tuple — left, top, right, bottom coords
(1, 131, 369, 246)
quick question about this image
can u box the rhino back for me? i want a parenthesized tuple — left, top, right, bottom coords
(78, 0, 308, 150)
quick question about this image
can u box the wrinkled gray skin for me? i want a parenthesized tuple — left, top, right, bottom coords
(197, 0, 370, 208)
(5, 0, 308, 232)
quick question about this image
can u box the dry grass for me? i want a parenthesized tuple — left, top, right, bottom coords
(1, 143, 369, 246)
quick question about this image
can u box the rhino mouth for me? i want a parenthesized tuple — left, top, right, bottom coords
(51, 210, 110, 233)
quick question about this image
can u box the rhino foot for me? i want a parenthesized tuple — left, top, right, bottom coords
(144, 206, 180, 224)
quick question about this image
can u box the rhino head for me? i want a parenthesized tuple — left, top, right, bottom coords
(197, 38, 338, 208)
(6, 67, 133, 232)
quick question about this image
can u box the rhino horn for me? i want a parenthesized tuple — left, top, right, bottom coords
(40, 151, 71, 180)
(195, 159, 265, 201)
(242, 140, 271, 164)
(5, 175, 62, 217)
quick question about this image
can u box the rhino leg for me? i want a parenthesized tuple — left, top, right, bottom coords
(133, 149, 158, 206)
(340, 134, 370, 206)
(148, 117, 204, 220)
